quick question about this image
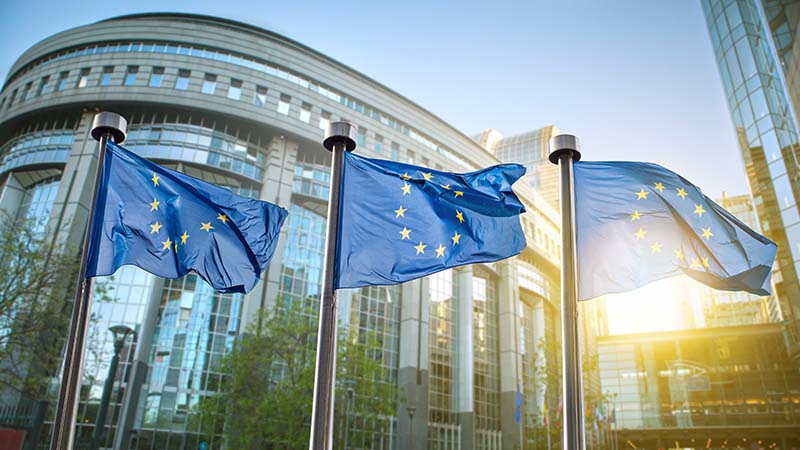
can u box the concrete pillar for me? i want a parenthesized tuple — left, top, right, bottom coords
(397, 278, 429, 449)
(498, 260, 522, 450)
(456, 267, 475, 450)
(49, 111, 101, 249)
(0, 173, 25, 221)
(239, 136, 298, 332)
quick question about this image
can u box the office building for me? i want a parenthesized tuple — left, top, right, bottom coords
(0, 13, 573, 450)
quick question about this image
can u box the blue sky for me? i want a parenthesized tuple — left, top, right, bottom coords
(0, 0, 744, 198)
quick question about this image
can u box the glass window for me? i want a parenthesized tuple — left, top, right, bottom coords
(7, 89, 17, 108)
(175, 69, 191, 90)
(300, 102, 312, 123)
(21, 82, 32, 102)
(357, 127, 366, 145)
(124, 66, 138, 86)
(228, 79, 242, 100)
(37, 75, 50, 96)
(149, 66, 164, 87)
(319, 110, 331, 130)
(99, 66, 113, 86)
(57, 71, 69, 91)
(374, 134, 384, 154)
(277, 94, 291, 115)
(254, 85, 268, 106)
(202, 73, 217, 94)
(77, 67, 90, 88)
(390, 142, 400, 160)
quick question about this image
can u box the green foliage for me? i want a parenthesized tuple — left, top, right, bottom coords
(194, 300, 396, 450)
(0, 215, 81, 401)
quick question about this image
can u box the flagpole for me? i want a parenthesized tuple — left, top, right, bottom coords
(309, 122, 357, 450)
(50, 112, 127, 450)
(548, 134, 585, 450)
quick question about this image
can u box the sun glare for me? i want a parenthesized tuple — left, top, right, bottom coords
(603, 275, 707, 335)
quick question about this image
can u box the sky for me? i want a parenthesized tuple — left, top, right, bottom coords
(0, 0, 745, 199)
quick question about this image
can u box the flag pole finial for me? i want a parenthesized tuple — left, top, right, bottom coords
(323, 121, 357, 152)
(90, 111, 127, 143)
(548, 133, 581, 165)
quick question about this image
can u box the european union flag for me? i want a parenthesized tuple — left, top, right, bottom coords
(86, 142, 288, 293)
(574, 161, 777, 301)
(335, 152, 526, 288)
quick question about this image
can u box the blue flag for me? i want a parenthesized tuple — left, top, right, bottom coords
(335, 152, 526, 289)
(86, 142, 288, 294)
(514, 384, 522, 424)
(574, 161, 777, 301)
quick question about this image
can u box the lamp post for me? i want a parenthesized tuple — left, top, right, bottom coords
(406, 405, 416, 433)
(90, 325, 135, 450)
(343, 379, 356, 449)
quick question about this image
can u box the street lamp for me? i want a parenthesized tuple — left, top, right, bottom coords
(343, 379, 356, 449)
(406, 406, 417, 440)
(90, 324, 135, 450)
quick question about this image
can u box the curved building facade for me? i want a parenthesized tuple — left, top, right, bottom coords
(0, 14, 575, 450)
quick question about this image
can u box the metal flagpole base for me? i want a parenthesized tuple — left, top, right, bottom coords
(548, 133, 586, 450)
(309, 122, 356, 450)
(50, 111, 127, 450)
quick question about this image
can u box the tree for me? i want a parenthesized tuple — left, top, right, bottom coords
(194, 300, 396, 450)
(0, 215, 81, 403)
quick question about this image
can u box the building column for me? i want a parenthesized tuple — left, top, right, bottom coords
(456, 267, 475, 450)
(498, 260, 522, 450)
(397, 278, 429, 449)
(0, 173, 25, 220)
(50, 111, 101, 248)
(239, 136, 298, 332)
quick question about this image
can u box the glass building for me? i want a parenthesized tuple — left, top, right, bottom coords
(0, 13, 576, 450)
(701, 0, 800, 362)
(598, 323, 800, 449)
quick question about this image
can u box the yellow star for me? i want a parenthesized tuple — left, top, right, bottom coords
(149, 198, 160, 211)
(422, 172, 434, 181)
(399, 226, 411, 240)
(174, 242, 178, 253)
(677, 187, 688, 199)
(414, 241, 427, 255)
(440, 184, 451, 190)
(401, 172, 411, 180)
(691, 258, 701, 270)
(435, 243, 445, 258)
(401, 183, 411, 196)
(451, 231, 461, 245)
(630, 210, 641, 221)
(217, 213, 229, 224)
(675, 248, 684, 260)
(456, 210, 464, 223)
(636, 188, 649, 200)
(151, 173, 160, 187)
(180, 231, 190, 245)
(694, 204, 706, 217)
(634, 228, 646, 240)
(653, 182, 665, 193)
(454, 191, 464, 198)
(150, 221, 162, 234)
(650, 242, 663, 253)
(701, 256, 710, 269)
(161, 237, 173, 251)
(200, 222, 214, 232)
(701, 227, 713, 240)
(394, 205, 407, 218)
